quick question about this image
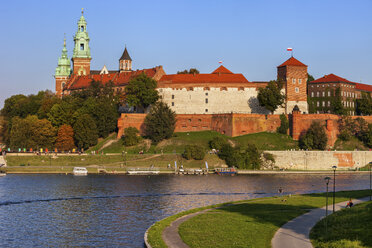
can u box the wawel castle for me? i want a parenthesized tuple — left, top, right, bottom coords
(55, 11, 372, 117)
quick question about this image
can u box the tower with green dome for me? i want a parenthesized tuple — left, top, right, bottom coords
(55, 38, 71, 97)
(72, 8, 91, 75)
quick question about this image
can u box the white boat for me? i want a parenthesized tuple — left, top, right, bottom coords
(0, 172, 6, 177)
(73, 167, 88, 176)
(127, 170, 160, 175)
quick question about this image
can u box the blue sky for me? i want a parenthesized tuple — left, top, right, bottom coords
(0, 0, 371, 108)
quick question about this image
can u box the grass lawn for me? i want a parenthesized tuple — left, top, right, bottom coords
(310, 201, 372, 248)
(232, 132, 298, 151)
(86, 133, 117, 153)
(147, 190, 371, 248)
(334, 137, 369, 151)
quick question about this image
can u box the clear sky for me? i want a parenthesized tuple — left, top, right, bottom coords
(1, 0, 371, 108)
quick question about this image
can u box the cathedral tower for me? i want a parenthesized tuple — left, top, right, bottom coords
(119, 46, 132, 72)
(55, 38, 71, 97)
(72, 9, 91, 75)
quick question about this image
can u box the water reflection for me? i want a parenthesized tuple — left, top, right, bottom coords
(0, 174, 369, 247)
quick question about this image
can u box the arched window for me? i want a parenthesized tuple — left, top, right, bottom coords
(80, 26, 84, 32)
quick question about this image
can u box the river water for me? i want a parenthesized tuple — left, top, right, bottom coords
(0, 173, 370, 247)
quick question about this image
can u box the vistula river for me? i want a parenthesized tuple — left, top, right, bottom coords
(0, 173, 370, 247)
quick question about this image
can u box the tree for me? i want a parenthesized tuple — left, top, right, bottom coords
(177, 68, 200, 74)
(308, 74, 315, 82)
(123, 127, 141, 146)
(182, 145, 205, 160)
(277, 114, 289, 134)
(73, 114, 98, 150)
(356, 92, 372, 116)
(299, 121, 328, 150)
(218, 143, 262, 169)
(257, 80, 285, 114)
(9, 115, 56, 150)
(55, 125, 75, 151)
(209, 136, 228, 151)
(144, 101, 176, 143)
(124, 73, 159, 112)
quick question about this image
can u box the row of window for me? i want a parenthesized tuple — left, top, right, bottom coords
(292, 79, 302, 84)
(315, 101, 355, 108)
(310, 83, 355, 88)
(310, 91, 356, 98)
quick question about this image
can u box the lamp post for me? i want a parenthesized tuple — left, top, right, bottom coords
(324, 176, 331, 235)
(369, 162, 372, 201)
(332, 165, 337, 213)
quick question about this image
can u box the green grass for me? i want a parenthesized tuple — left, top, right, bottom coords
(147, 190, 371, 248)
(334, 137, 369, 151)
(86, 133, 118, 153)
(100, 131, 299, 154)
(310, 201, 372, 248)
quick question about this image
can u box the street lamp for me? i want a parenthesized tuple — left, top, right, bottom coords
(332, 165, 337, 213)
(324, 176, 331, 235)
(369, 162, 372, 201)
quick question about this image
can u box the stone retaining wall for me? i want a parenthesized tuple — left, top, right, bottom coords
(268, 151, 372, 170)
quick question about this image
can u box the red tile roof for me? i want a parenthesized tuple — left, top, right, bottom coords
(309, 73, 354, 84)
(65, 68, 158, 90)
(278, 57, 307, 67)
(355, 83, 372, 92)
(212, 65, 233, 74)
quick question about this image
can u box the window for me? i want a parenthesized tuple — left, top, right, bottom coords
(62, 82, 65, 88)
(205, 98, 208, 104)
(299, 79, 302, 84)
(80, 43, 84, 51)
(172, 94, 174, 99)
(292, 79, 296, 84)
(317, 101, 319, 107)
(328, 91, 331, 97)
(205, 92, 208, 96)
(188, 119, 191, 123)
(205, 109, 208, 112)
(317, 92, 320, 97)
(295, 87, 299, 93)
(322, 92, 325, 97)
(328, 101, 330, 107)
(80, 26, 84, 32)
(171, 102, 174, 106)
(311, 92, 314, 97)
(322, 101, 325, 107)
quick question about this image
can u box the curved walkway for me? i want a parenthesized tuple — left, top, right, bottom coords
(271, 196, 370, 248)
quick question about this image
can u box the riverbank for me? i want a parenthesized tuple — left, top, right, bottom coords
(146, 190, 372, 248)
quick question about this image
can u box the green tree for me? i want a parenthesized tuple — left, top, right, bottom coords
(257, 80, 285, 114)
(182, 145, 205, 160)
(9, 115, 56, 150)
(209, 136, 228, 151)
(124, 73, 159, 112)
(144, 101, 176, 143)
(299, 121, 328, 150)
(356, 92, 372, 116)
(308, 74, 315, 82)
(177, 68, 200, 74)
(277, 114, 289, 134)
(123, 127, 141, 146)
(73, 114, 98, 150)
(55, 125, 75, 151)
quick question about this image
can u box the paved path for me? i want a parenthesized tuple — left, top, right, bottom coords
(272, 197, 370, 248)
(162, 210, 210, 248)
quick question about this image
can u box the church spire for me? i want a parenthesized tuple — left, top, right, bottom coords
(55, 38, 71, 77)
(119, 46, 132, 72)
(72, 9, 91, 75)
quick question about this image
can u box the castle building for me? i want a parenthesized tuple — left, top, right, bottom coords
(55, 11, 165, 97)
(307, 73, 372, 115)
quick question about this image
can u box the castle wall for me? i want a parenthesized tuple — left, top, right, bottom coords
(158, 86, 285, 115)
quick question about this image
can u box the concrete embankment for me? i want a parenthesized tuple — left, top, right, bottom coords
(0, 156, 7, 167)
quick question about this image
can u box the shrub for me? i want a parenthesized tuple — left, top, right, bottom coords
(123, 127, 141, 146)
(209, 136, 228, 151)
(277, 114, 289, 134)
(218, 143, 262, 169)
(182, 145, 205, 160)
(299, 121, 327, 150)
(263, 152, 275, 163)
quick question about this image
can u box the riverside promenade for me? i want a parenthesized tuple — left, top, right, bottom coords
(146, 197, 371, 248)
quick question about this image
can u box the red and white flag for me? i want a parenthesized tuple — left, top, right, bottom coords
(287, 47, 293, 51)
(218, 61, 223, 64)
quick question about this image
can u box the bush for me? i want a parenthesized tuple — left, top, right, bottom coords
(209, 136, 228, 151)
(182, 145, 205, 160)
(299, 121, 327, 150)
(123, 127, 141, 146)
(277, 114, 289, 134)
(218, 143, 262, 169)
(263, 152, 275, 163)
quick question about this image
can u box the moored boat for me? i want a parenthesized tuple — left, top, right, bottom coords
(127, 170, 160, 175)
(72, 167, 88, 176)
(215, 167, 237, 175)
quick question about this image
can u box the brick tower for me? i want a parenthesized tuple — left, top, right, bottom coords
(72, 9, 91, 75)
(55, 38, 71, 97)
(277, 57, 308, 114)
